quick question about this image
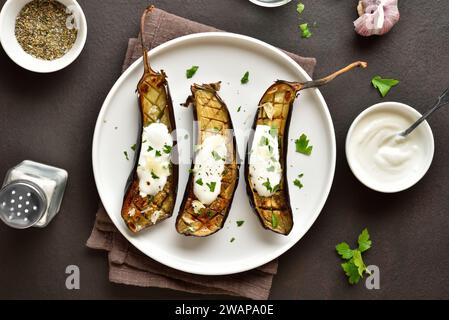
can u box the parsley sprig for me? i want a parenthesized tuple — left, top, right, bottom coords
(336, 228, 372, 285)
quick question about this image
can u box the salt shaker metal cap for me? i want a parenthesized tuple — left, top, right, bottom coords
(0, 180, 47, 229)
(0, 160, 68, 229)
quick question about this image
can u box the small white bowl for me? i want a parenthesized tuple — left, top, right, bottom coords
(346, 102, 434, 193)
(0, 0, 87, 73)
(248, 0, 292, 8)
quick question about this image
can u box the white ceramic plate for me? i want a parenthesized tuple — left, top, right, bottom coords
(92, 33, 336, 275)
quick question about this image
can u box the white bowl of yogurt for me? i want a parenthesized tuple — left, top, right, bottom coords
(346, 102, 434, 193)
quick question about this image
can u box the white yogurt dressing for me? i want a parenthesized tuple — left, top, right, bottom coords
(249, 125, 282, 197)
(193, 134, 227, 205)
(137, 122, 173, 197)
(347, 110, 426, 184)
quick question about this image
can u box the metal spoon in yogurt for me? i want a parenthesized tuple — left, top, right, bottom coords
(399, 86, 449, 137)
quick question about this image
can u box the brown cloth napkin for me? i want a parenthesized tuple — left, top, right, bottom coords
(87, 8, 316, 300)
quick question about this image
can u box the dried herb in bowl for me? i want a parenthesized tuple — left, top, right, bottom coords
(15, 0, 78, 60)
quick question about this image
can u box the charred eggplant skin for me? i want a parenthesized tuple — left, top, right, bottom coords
(245, 62, 368, 235)
(245, 82, 295, 235)
(176, 83, 239, 237)
(121, 6, 178, 233)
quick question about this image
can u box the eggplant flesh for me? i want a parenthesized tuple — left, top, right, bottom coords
(121, 7, 178, 233)
(176, 83, 239, 237)
(245, 61, 368, 235)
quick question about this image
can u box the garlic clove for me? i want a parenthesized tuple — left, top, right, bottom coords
(354, 0, 400, 37)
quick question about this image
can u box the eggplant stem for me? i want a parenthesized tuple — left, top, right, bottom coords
(140, 5, 155, 74)
(292, 61, 368, 91)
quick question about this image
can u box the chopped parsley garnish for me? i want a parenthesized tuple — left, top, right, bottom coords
(371, 76, 399, 97)
(299, 23, 312, 38)
(296, 2, 305, 14)
(230, 237, 235, 243)
(295, 133, 313, 155)
(293, 173, 304, 189)
(259, 136, 269, 146)
(151, 171, 159, 179)
(237, 106, 242, 112)
(336, 228, 372, 285)
(272, 184, 280, 193)
(155, 150, 162, 157)
(147, 145, 153, 152)
(186, 66, 199, 79)
(236, 220, 245, 227)
(269, 127, 278, 137)
(123, 151, 129, 161)
(267, 165, 275, 172)
(206, 181, 217, 192)
(208, 210, 215, 218)
(211, 150, 223, 161)
(240, 71, 249, 84)
(195, 178, 203, 186)
(262, 178, 272, 192)
(271, 212, 279, 228)
(131, 144, 137, 151)
(163, 144, 172, 154)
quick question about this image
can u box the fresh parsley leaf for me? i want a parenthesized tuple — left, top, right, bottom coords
(352, 250, 367, 277)
(297, 2, 305, 14)
(267, 165, 275, 172)
(147, 145, 153, 152)
(151, 171, 159, 179)
(358, 228, 372, 253)
(195, 178, 203, 186)
(299, 23, 312, 38)
(271, 212, 279, 228)
(335, 242, 353, 260)
(186, 66, 199, 79)
(211, 150, 222, 161)
(241, 71, 249, 84)
(131, 144, 137, 151)
(371, 76, 399, 97)
(163, 144, 172, 154)
(206, 181, 217, 192)
(155, 150, 162, 157)
(295, 133, 313, 155)
(272, 184, 280, 193)
(262, 178, 272, 192)
(341, 260, 361, 285)
(237, 106, 242, 112)
(236, 220, 245, 227)
(123, 151, 129, 161)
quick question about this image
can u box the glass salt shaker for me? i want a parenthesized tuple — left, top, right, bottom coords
(0, 160, 68, 229)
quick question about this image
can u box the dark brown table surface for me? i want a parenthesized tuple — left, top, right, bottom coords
(1, 0, 448, 300)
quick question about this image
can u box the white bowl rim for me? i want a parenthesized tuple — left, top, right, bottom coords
(0, 0, 87, 73)
(345, 101, 435, 193)
(248, 0, 292, 8)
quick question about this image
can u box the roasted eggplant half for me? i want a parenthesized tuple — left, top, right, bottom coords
(176, 83, 239, 237)
(121, 6, 178, 233)
(245, 61, 367, 235)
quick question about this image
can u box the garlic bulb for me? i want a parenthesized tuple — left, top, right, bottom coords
(354, 0, 400, 36)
